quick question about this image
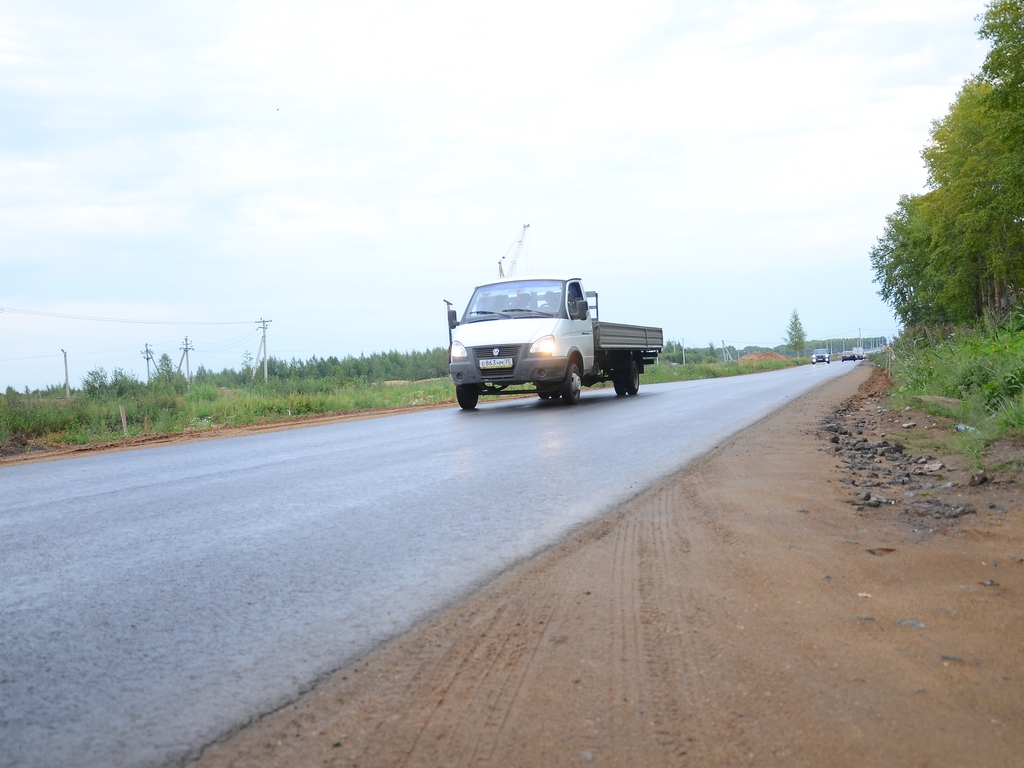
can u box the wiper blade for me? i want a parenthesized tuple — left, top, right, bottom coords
(466, 311, 502, 322)
(499, 309, 550, 317)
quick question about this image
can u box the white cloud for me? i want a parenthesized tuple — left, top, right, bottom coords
(0, 0, 990, 387)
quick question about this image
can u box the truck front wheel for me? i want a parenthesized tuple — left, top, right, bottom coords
(560, 360, 582, 405)
(455, 384, 479, 410)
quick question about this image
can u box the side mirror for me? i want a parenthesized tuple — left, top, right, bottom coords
(448, 309, 458, 329)
(573, 299, 589, 320)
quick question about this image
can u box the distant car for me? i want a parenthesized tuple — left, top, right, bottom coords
(841, 351, 857, 362)
(811, 349, 830, 364)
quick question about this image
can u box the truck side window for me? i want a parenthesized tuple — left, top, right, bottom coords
(567, 282, 583, 316)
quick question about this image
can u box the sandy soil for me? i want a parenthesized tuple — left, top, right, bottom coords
(181, 364, 1024, 767)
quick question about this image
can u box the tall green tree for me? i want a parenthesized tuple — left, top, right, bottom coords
(869, 193, 949, 325)
(871, 2, 1024, 323)
(785, 310, 807, 357)
(979, 0, 1024, 308)
(924, 77, 1018, 316)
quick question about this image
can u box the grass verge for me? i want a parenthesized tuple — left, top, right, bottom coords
(2, 358, 800, 449)
(882, 312, 1024, 463)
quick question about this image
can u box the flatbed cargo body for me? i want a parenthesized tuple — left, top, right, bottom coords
(593, 321, 664, 351)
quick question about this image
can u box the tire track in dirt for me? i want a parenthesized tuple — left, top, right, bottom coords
(634, 480, 708, 762)
(453, 570, 575, 765)
(329, 530, 599, 767)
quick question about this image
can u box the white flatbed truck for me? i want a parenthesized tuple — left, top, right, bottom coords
(447, 276, 664, 410)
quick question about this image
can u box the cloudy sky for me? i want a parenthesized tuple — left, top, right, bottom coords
(0, 1, 990, 390)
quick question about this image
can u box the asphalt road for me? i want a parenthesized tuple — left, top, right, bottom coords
(0, 362, 856, 768)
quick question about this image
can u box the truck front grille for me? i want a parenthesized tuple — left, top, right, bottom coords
(472, 345, 523, 380)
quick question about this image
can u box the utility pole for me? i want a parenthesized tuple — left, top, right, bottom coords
(61, 349, 70, 399)
(141, 343, 154, 384)
(252, 319, 272, 382)
(177, 336, 194, 390)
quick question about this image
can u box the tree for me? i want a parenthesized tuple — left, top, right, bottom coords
(155, 353, 175, 383)
(785, 310, 807, 357)
(869, 4, 1024, 324)
(922, 77, 1018, 318)
(81, 367, 108, 396)
(869, 193, 952, 325)
(978, 0, 1024, 309)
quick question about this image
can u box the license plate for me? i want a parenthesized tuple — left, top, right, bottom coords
(479, 357, 513, 369)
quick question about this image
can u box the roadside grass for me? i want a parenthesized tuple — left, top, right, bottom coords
(642, 357, 797, 384)
(0, 378, 457, 446)
(3, 358, 801, 448)
(885, 311, 1024, 462)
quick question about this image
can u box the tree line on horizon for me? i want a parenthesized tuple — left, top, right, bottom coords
(11, 323, 893, 401)
(871, 1, 1024, 325)
(8, 347, 453, 399)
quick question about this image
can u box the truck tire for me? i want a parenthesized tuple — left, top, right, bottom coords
(623, 358, 640, 396)
(612, 376, 627, 396)
(455, 384, 479, 410)
(560, 360, 582, 405)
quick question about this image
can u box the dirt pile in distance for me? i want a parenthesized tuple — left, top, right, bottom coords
(738, 351, 789, 362)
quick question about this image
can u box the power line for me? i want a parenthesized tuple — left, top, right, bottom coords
(0, 352, 64, 362)
(0, 307, 252, 325)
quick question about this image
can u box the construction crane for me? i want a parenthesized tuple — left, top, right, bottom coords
(497, 223, 530, 278)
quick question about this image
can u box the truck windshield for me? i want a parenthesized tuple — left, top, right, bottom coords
(463, 279, 565, 322)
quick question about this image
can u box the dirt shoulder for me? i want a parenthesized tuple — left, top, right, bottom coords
(192, 364, 1023, 767)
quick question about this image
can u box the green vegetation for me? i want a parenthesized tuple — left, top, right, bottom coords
(642, 356, 796, 384)
(1, 375, 456, 445)
(886, 311, 1024, 460)
(1, 345, 804, 448)
(866, 1, 1024, 463)
(870, 1, 1024, 325)
(1, 348, 453, 446)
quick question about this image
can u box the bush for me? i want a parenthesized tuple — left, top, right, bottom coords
(891, 311, 1024, 441)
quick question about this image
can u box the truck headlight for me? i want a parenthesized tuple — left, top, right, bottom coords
(450, 341, 468, 361)
(529, 335, 556, 356)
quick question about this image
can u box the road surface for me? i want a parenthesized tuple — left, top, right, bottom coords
(0, 363, 853, 767)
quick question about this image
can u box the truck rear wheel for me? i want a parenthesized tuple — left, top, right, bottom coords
(455, 384, 479, 410)
(623, 358, 640, 396)
(560, 360, 582, 405)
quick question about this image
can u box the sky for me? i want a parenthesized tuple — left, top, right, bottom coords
(0, 0, 992, 391)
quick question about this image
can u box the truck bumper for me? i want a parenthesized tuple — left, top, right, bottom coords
(449, 356, 570, 388)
